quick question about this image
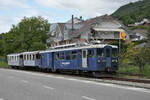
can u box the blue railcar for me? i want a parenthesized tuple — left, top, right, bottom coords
(38, 44, 118, 72)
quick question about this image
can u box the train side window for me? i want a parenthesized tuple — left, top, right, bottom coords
(112, 48, 117, 57)
(66, 52, 70, 60)
(60, 52, 64, 60)
(26, 55, 28, 60)
(24, 55, 26, 60)
(36, 54, 41, 59)
(31, 54, 33, 60)
(55, 53, 59, 61)
(88, 49, 94, 57)
(106, 48, 110, 57)
(32, 54, 34, 60)
(97, 48, 104, 57)
(27, 55, 29, 60)
(29, 55, 30, 60)
(17, 56, 18, 61)
(72, 51, 77, 60)
(83, 50, 86, 58)
(79, 50, 82, 57)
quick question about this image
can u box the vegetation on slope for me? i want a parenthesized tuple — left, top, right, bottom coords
(112, 0, 150, 25)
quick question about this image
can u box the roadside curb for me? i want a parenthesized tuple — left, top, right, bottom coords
(89, 78, 150, 89)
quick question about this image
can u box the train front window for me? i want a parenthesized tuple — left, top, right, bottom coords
(106, 48, 110, 57)
(112, 48, 118, 57)
(97, 48, 104, 57)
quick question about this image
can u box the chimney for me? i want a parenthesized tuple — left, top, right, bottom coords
(80, 16, 82, 20)
(72, 15, 74, 31)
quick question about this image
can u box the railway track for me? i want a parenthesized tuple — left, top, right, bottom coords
(4, 67, 150, 84)
(103, 77, 150, 84)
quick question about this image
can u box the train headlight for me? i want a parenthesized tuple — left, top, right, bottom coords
(102, 59, 106, 62)
(112, 59, 117, 62)
(97, 59, 100, 63)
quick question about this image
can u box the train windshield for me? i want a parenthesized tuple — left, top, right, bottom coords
(97, 48, 104, 57)
(112, 48, 118, 57)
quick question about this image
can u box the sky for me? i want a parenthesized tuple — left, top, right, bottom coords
(0, 0, 139, 34)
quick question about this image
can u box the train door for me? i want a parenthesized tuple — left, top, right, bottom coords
(104, 46, 112, 68)
(82, 49, 88, 68)
(20, 54, 24, 67)
(51, 52, 56, 72)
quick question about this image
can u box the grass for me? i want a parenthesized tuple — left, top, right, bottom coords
(118, 64, 150, 78)
(0, 61, 8, 68)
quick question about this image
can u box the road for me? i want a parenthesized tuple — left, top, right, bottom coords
(0, 68, 150, 100)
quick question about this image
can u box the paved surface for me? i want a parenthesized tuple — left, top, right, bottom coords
(0, 68, 150, 100)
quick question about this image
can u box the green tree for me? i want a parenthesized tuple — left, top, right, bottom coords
(124, 42, 150, 72)
(1, 16, 50, 56)
(147, 25, 150, 42)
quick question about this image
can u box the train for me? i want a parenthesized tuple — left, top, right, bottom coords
(7, 44, 118, 75)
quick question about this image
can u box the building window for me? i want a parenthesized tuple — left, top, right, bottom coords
(114, 32, 119, 39)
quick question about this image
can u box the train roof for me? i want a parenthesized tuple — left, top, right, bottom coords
(40, 44, 118, 53)
(22, 51, 39, 55)
(7, 51, 39, 56)
(7, 53, 21, 56)
(7, 44, 118, 56)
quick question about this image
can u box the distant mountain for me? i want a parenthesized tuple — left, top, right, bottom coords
(112, 0, 150, 25)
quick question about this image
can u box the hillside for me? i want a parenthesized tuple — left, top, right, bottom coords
(112, 0, 150, 25)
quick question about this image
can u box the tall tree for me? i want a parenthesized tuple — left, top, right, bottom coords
(1, 16, 50, 56)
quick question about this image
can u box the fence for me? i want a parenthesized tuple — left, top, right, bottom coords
(0, 57, 7, 62)
(0, 57, 8, 67)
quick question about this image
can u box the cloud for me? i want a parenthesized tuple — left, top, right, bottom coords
(35, 0, 139, 17)
(0, 0, 139, 33)
(0, 16, 17, 33)
(0, 0, 29, 9)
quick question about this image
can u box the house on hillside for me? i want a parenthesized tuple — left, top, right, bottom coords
(47, 15, 129, 47)
(128, 18, 150, 27)
(129, 29, 148, 41)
